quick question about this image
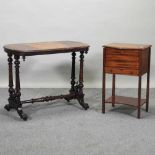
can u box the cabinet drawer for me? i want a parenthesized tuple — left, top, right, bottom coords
(106, 48, 139, 57)
(105, 48, 139, 70)
(105, 67, 139, 76)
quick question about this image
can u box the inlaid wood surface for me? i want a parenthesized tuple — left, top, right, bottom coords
(4, 41, 89, 56)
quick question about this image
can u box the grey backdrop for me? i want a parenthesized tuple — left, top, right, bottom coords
(0, 0, 154, 88)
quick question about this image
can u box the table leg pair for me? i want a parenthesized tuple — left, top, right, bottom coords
(4, 51, 89, 121)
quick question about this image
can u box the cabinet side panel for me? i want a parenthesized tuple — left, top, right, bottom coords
(141, 48, 149, 75)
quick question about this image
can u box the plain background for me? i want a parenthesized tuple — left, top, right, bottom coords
(0, 0, 154, 88)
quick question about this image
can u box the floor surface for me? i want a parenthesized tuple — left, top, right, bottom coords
(0, 88, 155, 155)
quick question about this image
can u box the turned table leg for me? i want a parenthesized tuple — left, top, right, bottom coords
(137, 76, 142, 119)
(79, 51, 84, 92)
(4, 53, 15, 111)
(70, 52, 76, 93)
(14, 55, 28, 121)
(77, 51, 89, 110)
(112, 74, 115, 107)
(64, 52, 76, 102)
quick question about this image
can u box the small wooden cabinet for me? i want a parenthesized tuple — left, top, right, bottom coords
(102, 43, 151, 118)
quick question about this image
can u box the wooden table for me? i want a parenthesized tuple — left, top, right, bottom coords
(3, 41, 90, 121)
(102, 43, 151, 118)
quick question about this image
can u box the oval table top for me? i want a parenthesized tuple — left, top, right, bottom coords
(4, 41, 89, 56)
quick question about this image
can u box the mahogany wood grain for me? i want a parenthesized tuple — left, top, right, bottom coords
(105, 96, 146, 107)
(104, 46, 150, 76)
(105, 67, 139, 76)
(102, 43, 151, 118)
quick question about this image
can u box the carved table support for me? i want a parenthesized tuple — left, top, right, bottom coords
(14, 55, 28, 120)
(4, 55, 28, 120)
(70, 52, 76, 93)
(76, 51, 89, 110)
(4, 51, 89, 121)
(4, 41, 89, 121)
(4, 53, 15, 111)
(14, 55, 27, 120)
(21, 94, 76, 104)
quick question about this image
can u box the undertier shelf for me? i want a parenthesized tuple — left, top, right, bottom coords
(105, 96, 146, 107)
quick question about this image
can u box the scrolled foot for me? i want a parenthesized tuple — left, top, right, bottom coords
(4, 104, 11, 111)
(83, 103, 89, 110)
(17, 108, 28, 121)
(77, 98, 89, 110)
(21, 113, 28, 121)
(64, 98, 70, 102)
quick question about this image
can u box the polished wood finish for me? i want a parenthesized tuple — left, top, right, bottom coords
(137, 76, 142, 118)
(8, 54, 14, 101)
(146, 48, 151, 112)
(105, 96, 146, 107)
(4, 41, 89, 121)
(102, 48, 106, 113)
(70, 52, 76, 93)
(102, 43, 151, 118)
(76, 51, 89, 109)
(4, 41, 89, 56)
(4, 54, 15, 112)
(112, 74, 115, 107)
(14, 55, 28, 120)
(79, 51, 84, 89)
(105, 48, 142, 76)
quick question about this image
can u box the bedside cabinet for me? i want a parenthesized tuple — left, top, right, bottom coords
(102, 43, 151, 118)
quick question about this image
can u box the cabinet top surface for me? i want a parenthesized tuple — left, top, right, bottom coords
(4, 41, 89, 56)
(103, 43, 151, 50)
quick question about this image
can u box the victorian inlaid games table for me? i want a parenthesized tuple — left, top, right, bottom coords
(3, 41, 89, 121)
